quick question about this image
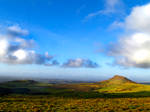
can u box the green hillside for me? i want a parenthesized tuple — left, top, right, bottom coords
(97, 75, 150, 93)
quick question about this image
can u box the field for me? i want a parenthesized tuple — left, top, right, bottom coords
(1, 75, 150, 111)
(1, 95, 150, 112)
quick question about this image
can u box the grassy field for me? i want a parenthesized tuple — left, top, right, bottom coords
(1, 95, 150, 112)
(1, 75, 150, 111)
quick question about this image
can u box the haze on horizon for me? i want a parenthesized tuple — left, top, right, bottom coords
(0, 0, 150, 82)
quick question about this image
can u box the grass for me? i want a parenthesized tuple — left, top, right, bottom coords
(97, 83, 150, 93)
(1, 95, 150, 112)
(1, 76, 150, 111)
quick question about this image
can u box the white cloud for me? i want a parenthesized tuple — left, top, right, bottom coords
(0, 39, 8, 56)
(109, 33, 150, 68)
(107, 3, 150, 68)
(125, 3, 150, 32)
(13, 49, 27, 61)
(0, 25, 58, 66)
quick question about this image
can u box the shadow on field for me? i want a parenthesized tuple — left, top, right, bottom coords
(1, 87, 150, 99)
(49, 91, 150, 99)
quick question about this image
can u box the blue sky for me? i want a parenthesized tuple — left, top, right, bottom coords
(0, 0, 150, 81)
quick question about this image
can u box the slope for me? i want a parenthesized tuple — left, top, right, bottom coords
(97, 75, 150, 93)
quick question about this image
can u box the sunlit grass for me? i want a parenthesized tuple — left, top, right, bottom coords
(97, 83, 150, 93)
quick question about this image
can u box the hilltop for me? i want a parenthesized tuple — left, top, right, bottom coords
(100, 75, 135, 86)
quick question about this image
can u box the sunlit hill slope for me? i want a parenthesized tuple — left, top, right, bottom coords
(97, 75, 150, 93)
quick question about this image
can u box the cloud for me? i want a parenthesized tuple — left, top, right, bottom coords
(125, 4, 150, 32)
(45, 60, 59, 66)
(106, 3, 150, 68)
(108, 33, 150, 68)
(0, 25, 58, 66)
(0, 25, 99, 68)
(62, 58, 99, 68)
(7, 25, 29, 36)
(84, 0, 122, 21)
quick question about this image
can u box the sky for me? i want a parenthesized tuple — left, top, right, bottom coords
(0, 0, 150, 82)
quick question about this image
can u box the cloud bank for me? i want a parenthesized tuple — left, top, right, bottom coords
(0, 25, 57, 66)
(107, 3, 150, 68)
(62, 58, 99, 68)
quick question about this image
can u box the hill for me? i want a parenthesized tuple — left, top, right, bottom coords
(53, 75, 150, 93)
(51, 75, 143, 93)
(97, 75, 150, 93)
(0, 80, 39, 87)
(99, 75, 135, 85)
(47, 79, 94, 84)
(0, 80, 54, 94)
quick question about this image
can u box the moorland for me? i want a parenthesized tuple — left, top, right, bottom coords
(1, 75, 150, 111)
